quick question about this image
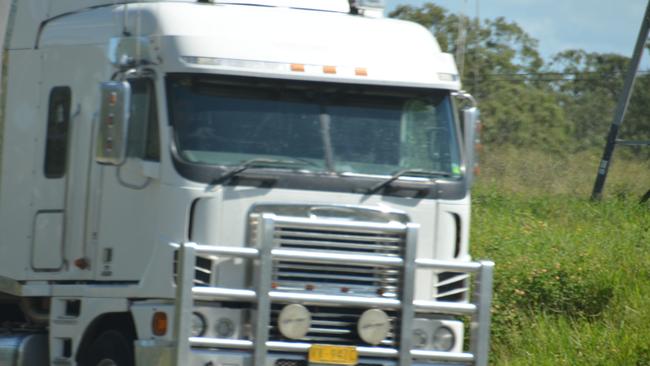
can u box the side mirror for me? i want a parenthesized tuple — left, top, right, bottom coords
(96, 81, 131, 165)
(462, 107, 480, 186)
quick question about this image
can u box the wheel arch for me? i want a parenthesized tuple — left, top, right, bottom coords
(75, 311, 137, 364)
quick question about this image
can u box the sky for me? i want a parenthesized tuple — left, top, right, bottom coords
(384, 0, 649, 67)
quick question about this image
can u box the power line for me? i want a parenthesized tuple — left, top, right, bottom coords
(465, 70, 650, 82)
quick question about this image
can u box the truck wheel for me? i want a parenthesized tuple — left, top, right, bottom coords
(81, 330, 134, 366)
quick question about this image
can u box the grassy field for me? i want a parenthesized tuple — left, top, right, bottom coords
(472, 148, 650, 365)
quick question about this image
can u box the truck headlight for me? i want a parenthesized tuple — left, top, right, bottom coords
(191, 312, 207, 337)
(357, 309, 391, 345)
(431, 326, 455, 351)
(278, 304, 311, 339)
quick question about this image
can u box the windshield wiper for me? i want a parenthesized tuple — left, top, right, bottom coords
(366, 169, 452, 195)
(210, 158, 316, 186)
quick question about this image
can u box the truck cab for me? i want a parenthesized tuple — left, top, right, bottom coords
(0, 1, 492, 365)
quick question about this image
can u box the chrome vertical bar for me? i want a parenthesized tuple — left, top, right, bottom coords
(173, 242, 197, 366)
(470, 261, 494, 366)
(253, 214, 275, 366)
(398, 224, 419, 366)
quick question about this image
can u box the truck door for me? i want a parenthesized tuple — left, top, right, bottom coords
(91, 77, 161, 281)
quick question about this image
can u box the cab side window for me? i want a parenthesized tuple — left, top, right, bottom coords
(44, 87, 72, 178)
(128, 79, 160, 161)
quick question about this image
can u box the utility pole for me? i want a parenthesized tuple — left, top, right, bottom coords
(591, 0, 650, 200)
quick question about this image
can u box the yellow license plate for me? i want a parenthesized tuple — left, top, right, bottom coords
(308, 345, 358, 366)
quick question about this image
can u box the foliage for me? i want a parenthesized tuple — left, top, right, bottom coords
(390, 4, 571, 152)
(472, 147, 650, 365)
(388, 3, 650, 158)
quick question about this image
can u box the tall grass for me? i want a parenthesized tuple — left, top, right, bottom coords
(476, 146, 650, 199)
(472, 147, 650, 365)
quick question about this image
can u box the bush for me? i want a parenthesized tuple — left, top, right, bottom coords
(470, 147, 650, 364)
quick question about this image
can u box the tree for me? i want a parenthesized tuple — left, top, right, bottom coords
(389, 3, 571, 152)
(549, 50, 650, 156)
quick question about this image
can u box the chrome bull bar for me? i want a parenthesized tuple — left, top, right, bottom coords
(173, 213, 494, 366)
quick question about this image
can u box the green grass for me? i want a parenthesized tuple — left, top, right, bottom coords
(471, 148, 650, 365)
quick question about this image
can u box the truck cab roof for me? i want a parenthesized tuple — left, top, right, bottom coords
(9, 1, 460, 88)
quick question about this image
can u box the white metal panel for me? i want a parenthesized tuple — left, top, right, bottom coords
(7, 0, 47, 49)
(25, 48, 72, 277)
(437, 198, 471, 260)
(32, 211, 64, 270)
(93, 175, 177, 281)
(53, 44, 108, 281)
(37, 7, 120, 47)
(0, 44, 108, 281)
(0, 50, 42, 280)
(9, 0, 186, 49)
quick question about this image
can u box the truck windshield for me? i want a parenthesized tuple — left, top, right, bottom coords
(167, 74, 462, 178)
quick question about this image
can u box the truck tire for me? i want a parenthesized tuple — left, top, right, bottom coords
(81, 330, 134, 366)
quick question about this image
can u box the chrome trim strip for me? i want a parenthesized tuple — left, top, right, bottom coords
(253, 214, 275, 366)
(471, 260, 495, 366)
(271, 248, 404, 267)
(415, 258, 483, 272)
(398, 224, 418, 366)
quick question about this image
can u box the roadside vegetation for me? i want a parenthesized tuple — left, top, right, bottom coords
(472, 150, 650, 365)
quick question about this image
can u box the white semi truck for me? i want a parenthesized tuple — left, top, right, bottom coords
(0, 1, 493, 365)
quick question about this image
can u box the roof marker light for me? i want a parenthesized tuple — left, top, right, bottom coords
(355, 67, 368, 76)
(323, 65, 337, 74)
(291, 64, 305, 72)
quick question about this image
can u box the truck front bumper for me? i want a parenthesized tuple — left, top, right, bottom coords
(135, 341, 471, 366)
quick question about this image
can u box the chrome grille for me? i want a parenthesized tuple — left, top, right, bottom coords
(271, 222, 405, 298)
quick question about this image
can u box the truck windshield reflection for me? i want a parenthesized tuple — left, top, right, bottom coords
(167, 74, 463, 178)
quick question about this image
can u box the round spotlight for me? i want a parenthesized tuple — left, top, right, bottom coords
(432, 326, 455, 351)
(215, 317, 235, 338)
(191, 312, 207, 337)
(278, 304, 311, 339)
(357, 309, 391, 346)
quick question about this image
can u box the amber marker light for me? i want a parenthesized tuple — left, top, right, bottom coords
(291, 64, 305, 72)
(355, 67, 368, 76)
(108, 92, 118, 106)
(73, 258, 89, 270)
(152, 311, 168, 336)
(323, 65, 337, 74)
